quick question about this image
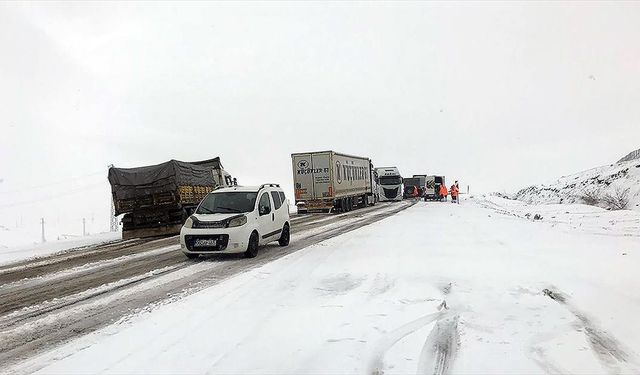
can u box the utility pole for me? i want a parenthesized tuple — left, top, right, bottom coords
(108, 164, 118, 232)
(83, 218, 86, 236)
(40, 218, 46, 243)
(110, 199, 118, 232)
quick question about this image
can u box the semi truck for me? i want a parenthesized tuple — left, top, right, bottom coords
(108, 157, 235, 239)
(291, 151, 378, 213)
(376, 167, 403, 202)
(403, 175, 427, 198)
(424, 175, 446, 200)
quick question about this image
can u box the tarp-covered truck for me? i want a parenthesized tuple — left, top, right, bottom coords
(108, 157, 234, 239)
(292, 151, 377, 213)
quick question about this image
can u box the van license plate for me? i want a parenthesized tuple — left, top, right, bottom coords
(195, 239, 217, 247)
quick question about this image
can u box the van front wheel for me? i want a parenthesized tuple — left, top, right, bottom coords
(278, 224, 290, 246)
(244, 232, 259, 258)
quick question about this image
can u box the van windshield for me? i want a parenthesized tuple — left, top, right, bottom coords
(380, 176, 402, 185)
(196, 192, 258, 214)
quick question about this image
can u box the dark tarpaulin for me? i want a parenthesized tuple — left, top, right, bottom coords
(108, 158, 223, 202)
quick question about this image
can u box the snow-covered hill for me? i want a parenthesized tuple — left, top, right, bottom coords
(618, 148, 640, 163)
(513, 158, 640, 211)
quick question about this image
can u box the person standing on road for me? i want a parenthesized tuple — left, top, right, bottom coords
(450, 183, 459, 203)
(439, 184, 448, 202)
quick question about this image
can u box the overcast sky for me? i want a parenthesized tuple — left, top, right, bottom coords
(1, 1, 639, 234)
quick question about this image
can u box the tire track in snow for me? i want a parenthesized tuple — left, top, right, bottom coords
(368, 279, 462, 375)
(0, 238, 160, 283)
(416, 315, 460, 375)
(0, 244, 179, 293)
(368, 311, 450, 375)
(415, 282, 460, 375)
(540, 287, 639, 374)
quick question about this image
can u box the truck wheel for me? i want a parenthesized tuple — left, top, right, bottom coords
(346, 197, 352, 212)
(244, 231, 259, 258)
(278, 223, 290, 246)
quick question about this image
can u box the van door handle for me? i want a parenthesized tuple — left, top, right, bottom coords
(272, 213, 275, 221)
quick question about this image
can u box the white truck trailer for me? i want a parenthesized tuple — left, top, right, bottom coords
(291, 151, 378, 213)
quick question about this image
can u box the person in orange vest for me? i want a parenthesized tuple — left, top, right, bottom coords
(412, 185, 419, 198)
(439, 183, 448, 202)
(450, 183, 459, 203)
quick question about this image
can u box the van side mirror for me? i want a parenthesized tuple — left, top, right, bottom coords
(259, 205, 271, 216)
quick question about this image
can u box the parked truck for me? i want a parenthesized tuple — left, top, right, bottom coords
(108, 157, 234, 239)
(291, 151, 378, 213)
(424, 175, 446, 200)
(403, 175, 427, 198)
(376, 167, 403, 202)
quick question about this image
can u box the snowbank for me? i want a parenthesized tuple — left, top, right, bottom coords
(477, 195, 640, 237)
(513, 159, 640, 211)
(18, 199, 640, 374)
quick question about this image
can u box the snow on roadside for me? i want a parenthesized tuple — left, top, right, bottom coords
(513, 159, 640, 210)
(15, 199, 640, 374)
(0, 231, 121, 267)
(476, 195, 640, 237)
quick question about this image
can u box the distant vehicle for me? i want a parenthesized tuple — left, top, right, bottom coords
(404, 175, 427, 198)
(424, 175, 446, 200)
(291, 151, 378, 213)
(180, 184, 290, 259)
(108, 158, 235, 240)
(376, 167, 403, 202)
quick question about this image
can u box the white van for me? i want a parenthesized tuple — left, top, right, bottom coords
(180, 184, 290, 258)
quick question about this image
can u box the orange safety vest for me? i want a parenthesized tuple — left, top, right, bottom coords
(450, 185, 459, 197)
(439, 185, 448, 196)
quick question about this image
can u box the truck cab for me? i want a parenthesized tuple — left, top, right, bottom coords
(375, 167, 403, 202)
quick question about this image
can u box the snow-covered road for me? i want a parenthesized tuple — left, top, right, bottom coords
(0, 201, 414, 371)
(14, 197, 640, 374)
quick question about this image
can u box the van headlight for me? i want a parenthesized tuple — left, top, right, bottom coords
(227, 215, 247, 228)
(184, 216, 194, 228)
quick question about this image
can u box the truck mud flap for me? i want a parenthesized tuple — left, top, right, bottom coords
(122, 224, 184, 240)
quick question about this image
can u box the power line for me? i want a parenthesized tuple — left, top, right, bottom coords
(0, 182, 106, 210)
(0, 170, 107, 194)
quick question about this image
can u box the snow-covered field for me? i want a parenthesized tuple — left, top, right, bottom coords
(477, 195, 640, 238)
(514, 158, 640, 211)
(14, 197, 640, 374)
